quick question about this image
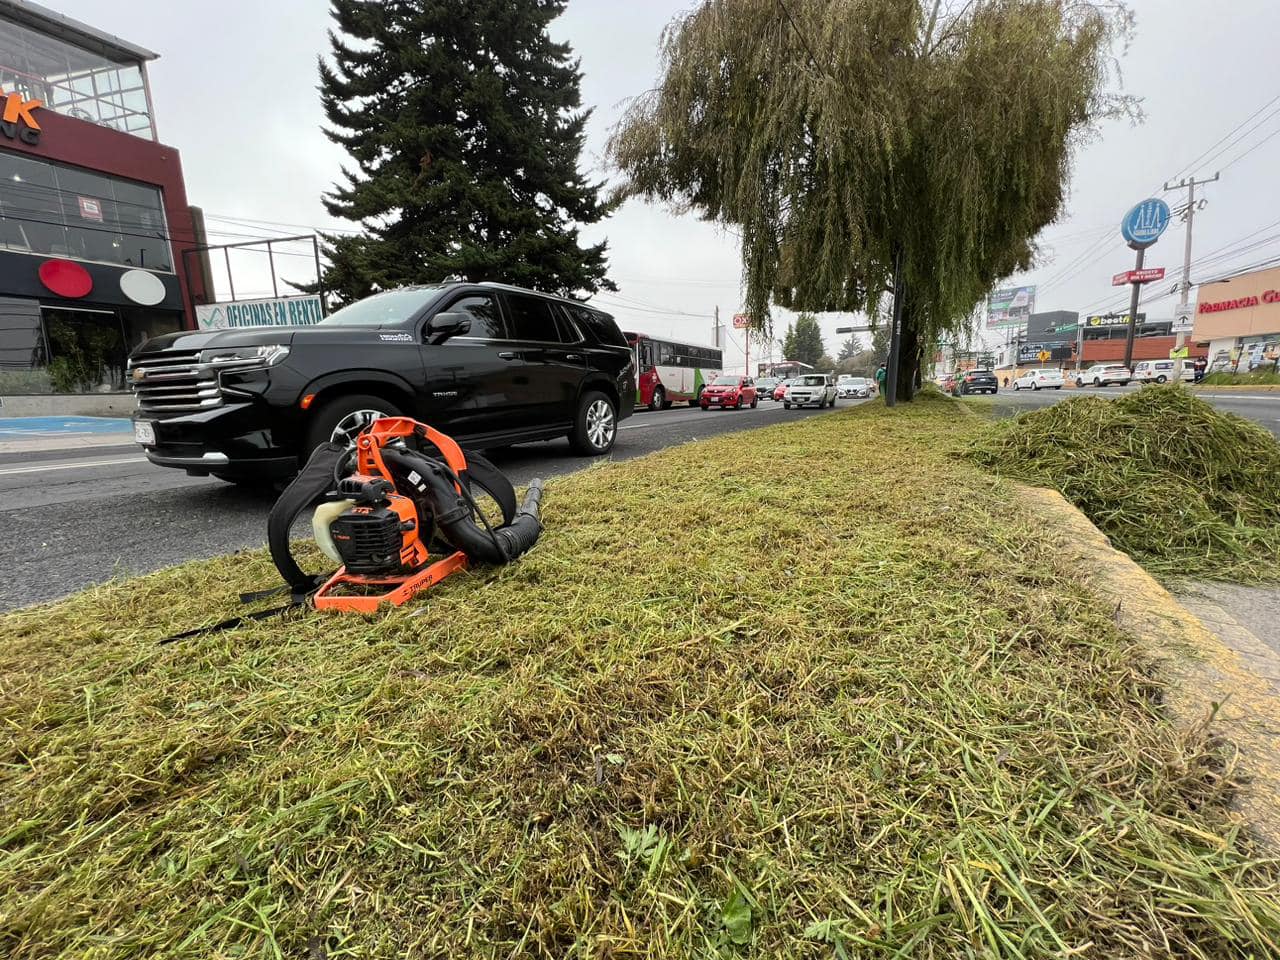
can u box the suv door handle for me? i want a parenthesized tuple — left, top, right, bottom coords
(497, 351, 517, 360)
(564, 353, 582, 362)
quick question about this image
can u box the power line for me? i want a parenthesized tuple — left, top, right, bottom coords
(1218, 123, 1280, 174)
(1170, 93, 1280, 181)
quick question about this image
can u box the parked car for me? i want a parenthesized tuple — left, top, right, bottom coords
(772, 378, 793, 401)
(127, 282, 636, 484)
(756, 376, 782, 398)
(942, 372, 960, 394)
(954, 369, 999, 396)
(1012, 368, 1064, 391)
(1134, 360, 1194, 384)
(784, 373, 837, 408)
(837, 375, 871, 399)
(700, 374, 758, 409)
(1074, 363, 1132, 387)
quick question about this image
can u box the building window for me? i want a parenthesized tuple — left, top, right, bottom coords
(0, 153, 171, 271)
(0, 18, 155, 139)
(0, 300, 179, 395)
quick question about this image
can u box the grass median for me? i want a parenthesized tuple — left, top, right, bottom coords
(3, 395, 1279, 957)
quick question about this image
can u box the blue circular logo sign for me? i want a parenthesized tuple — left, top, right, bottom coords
(1121, 198, 1171, 249)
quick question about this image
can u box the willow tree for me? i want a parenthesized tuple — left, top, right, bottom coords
(609, 0, 1133, 401)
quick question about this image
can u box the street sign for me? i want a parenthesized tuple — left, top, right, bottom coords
(1169, 345, 1189, 360)
(1121, 198, 1171, 249)
(732, 313, 750, 329)
(1037, 350, 1051, 362)
(1112, 267, 1166, 286)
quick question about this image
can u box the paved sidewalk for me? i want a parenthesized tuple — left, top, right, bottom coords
(1175, 581, 1280, 696)
(0, 415, 135, 454)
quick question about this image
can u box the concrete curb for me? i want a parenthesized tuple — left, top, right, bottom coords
(0, 436, 137, 455)
(1016, 484, 1280, 849)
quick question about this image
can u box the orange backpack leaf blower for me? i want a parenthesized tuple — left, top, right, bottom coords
(267, 417, 544, 612)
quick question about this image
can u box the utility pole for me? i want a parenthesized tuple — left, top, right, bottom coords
(1163, 173, 1218, 379)
(713, 305, 721, 351)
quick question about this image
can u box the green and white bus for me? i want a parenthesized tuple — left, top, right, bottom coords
(624, 331, 723, 410)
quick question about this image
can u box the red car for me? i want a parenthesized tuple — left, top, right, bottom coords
(700, 375, 759, 410)
(772, 379, 791, 401)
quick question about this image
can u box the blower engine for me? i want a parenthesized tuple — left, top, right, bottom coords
(267, 417, 544, 613)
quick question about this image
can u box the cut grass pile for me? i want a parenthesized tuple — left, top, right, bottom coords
(4, 395, 1280, 957)
(971, 384, 1280, 582)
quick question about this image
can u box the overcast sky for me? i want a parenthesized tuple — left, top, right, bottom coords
(58, 0, 1280, 367)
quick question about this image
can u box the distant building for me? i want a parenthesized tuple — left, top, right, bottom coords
(1192, 264, 1280, 372)
(0, 0, 207, 400)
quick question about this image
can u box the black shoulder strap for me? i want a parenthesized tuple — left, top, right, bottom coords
(268, 442, 347, 593)
(460, 450, 517, 525)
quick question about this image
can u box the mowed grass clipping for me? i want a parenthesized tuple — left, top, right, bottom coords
(3, 396, 1280, 958)
(971, 385, 1280, 582)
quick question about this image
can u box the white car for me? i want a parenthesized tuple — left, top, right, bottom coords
(837, 376, 871, 399)
(1012, 368, 1064, 391)
(1133, 360, 1194, 384)
(1074, 363, 1132, 388)
(784, 373, 838, 408)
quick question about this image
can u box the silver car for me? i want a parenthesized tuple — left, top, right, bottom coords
(784, 373, 838, 408)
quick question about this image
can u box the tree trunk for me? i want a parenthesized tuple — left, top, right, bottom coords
(895, 304, 920, 403)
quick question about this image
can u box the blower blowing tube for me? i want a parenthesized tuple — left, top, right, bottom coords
(380, 449, 544, 564)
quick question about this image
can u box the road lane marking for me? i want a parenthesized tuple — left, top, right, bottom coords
(0, 456, 147, 477)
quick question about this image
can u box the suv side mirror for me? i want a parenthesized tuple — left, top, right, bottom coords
(426, 310, 472, 341)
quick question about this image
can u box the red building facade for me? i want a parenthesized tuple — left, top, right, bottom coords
(0, 0, 206, 396)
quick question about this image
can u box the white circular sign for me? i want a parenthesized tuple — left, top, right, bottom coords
(119, 269, 166, 306)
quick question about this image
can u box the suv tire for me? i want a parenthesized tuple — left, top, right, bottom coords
(649, 386, 665, 412)
(570, 390, 617, 456)
(305, 393, 404, 459)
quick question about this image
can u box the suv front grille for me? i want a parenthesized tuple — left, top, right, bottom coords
(128, 350, 222, 415)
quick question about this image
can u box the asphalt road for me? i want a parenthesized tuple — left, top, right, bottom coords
(982, 384, 1280, 438)
(0, 398, 849, 611)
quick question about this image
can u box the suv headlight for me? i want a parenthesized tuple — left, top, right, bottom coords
(201, 344, 291, 368)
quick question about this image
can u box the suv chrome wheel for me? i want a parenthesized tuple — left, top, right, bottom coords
(330, 408, 388, 445)
(586, 398, 615, 449)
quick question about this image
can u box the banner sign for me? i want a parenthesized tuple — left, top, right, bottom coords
(732, 313, 751, 329)
(986, 285, 1035, 328)
(1112, 267, 1166, 286)
(195, 295, 324, 329)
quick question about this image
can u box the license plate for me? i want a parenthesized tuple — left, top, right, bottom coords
(133, 420, 156, 445)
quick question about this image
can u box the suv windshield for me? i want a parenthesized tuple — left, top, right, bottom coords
(797, 375, 825, 386)
(318, 287, 445, 327)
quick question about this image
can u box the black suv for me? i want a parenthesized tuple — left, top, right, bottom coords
(127, 282, 635, 482)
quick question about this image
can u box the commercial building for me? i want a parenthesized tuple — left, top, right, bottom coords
(1074, 314, 1205, 367)
(1193, 264, 1280, 372)
(0, 0, 207, 409)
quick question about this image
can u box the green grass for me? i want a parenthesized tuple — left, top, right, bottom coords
(1202, 369, 1280, 386)
(3, 396, 1279, 957)
(970, 385, 1280, 582)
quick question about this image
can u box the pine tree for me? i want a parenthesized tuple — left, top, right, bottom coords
(317, 0, 615, 303)
(790, 313, 825, 367)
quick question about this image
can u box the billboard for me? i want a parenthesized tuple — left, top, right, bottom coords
(986, 285, 1036, 328)
(195, 295, 325, 329)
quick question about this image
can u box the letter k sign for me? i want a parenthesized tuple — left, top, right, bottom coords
(3, 92, 42, 129)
